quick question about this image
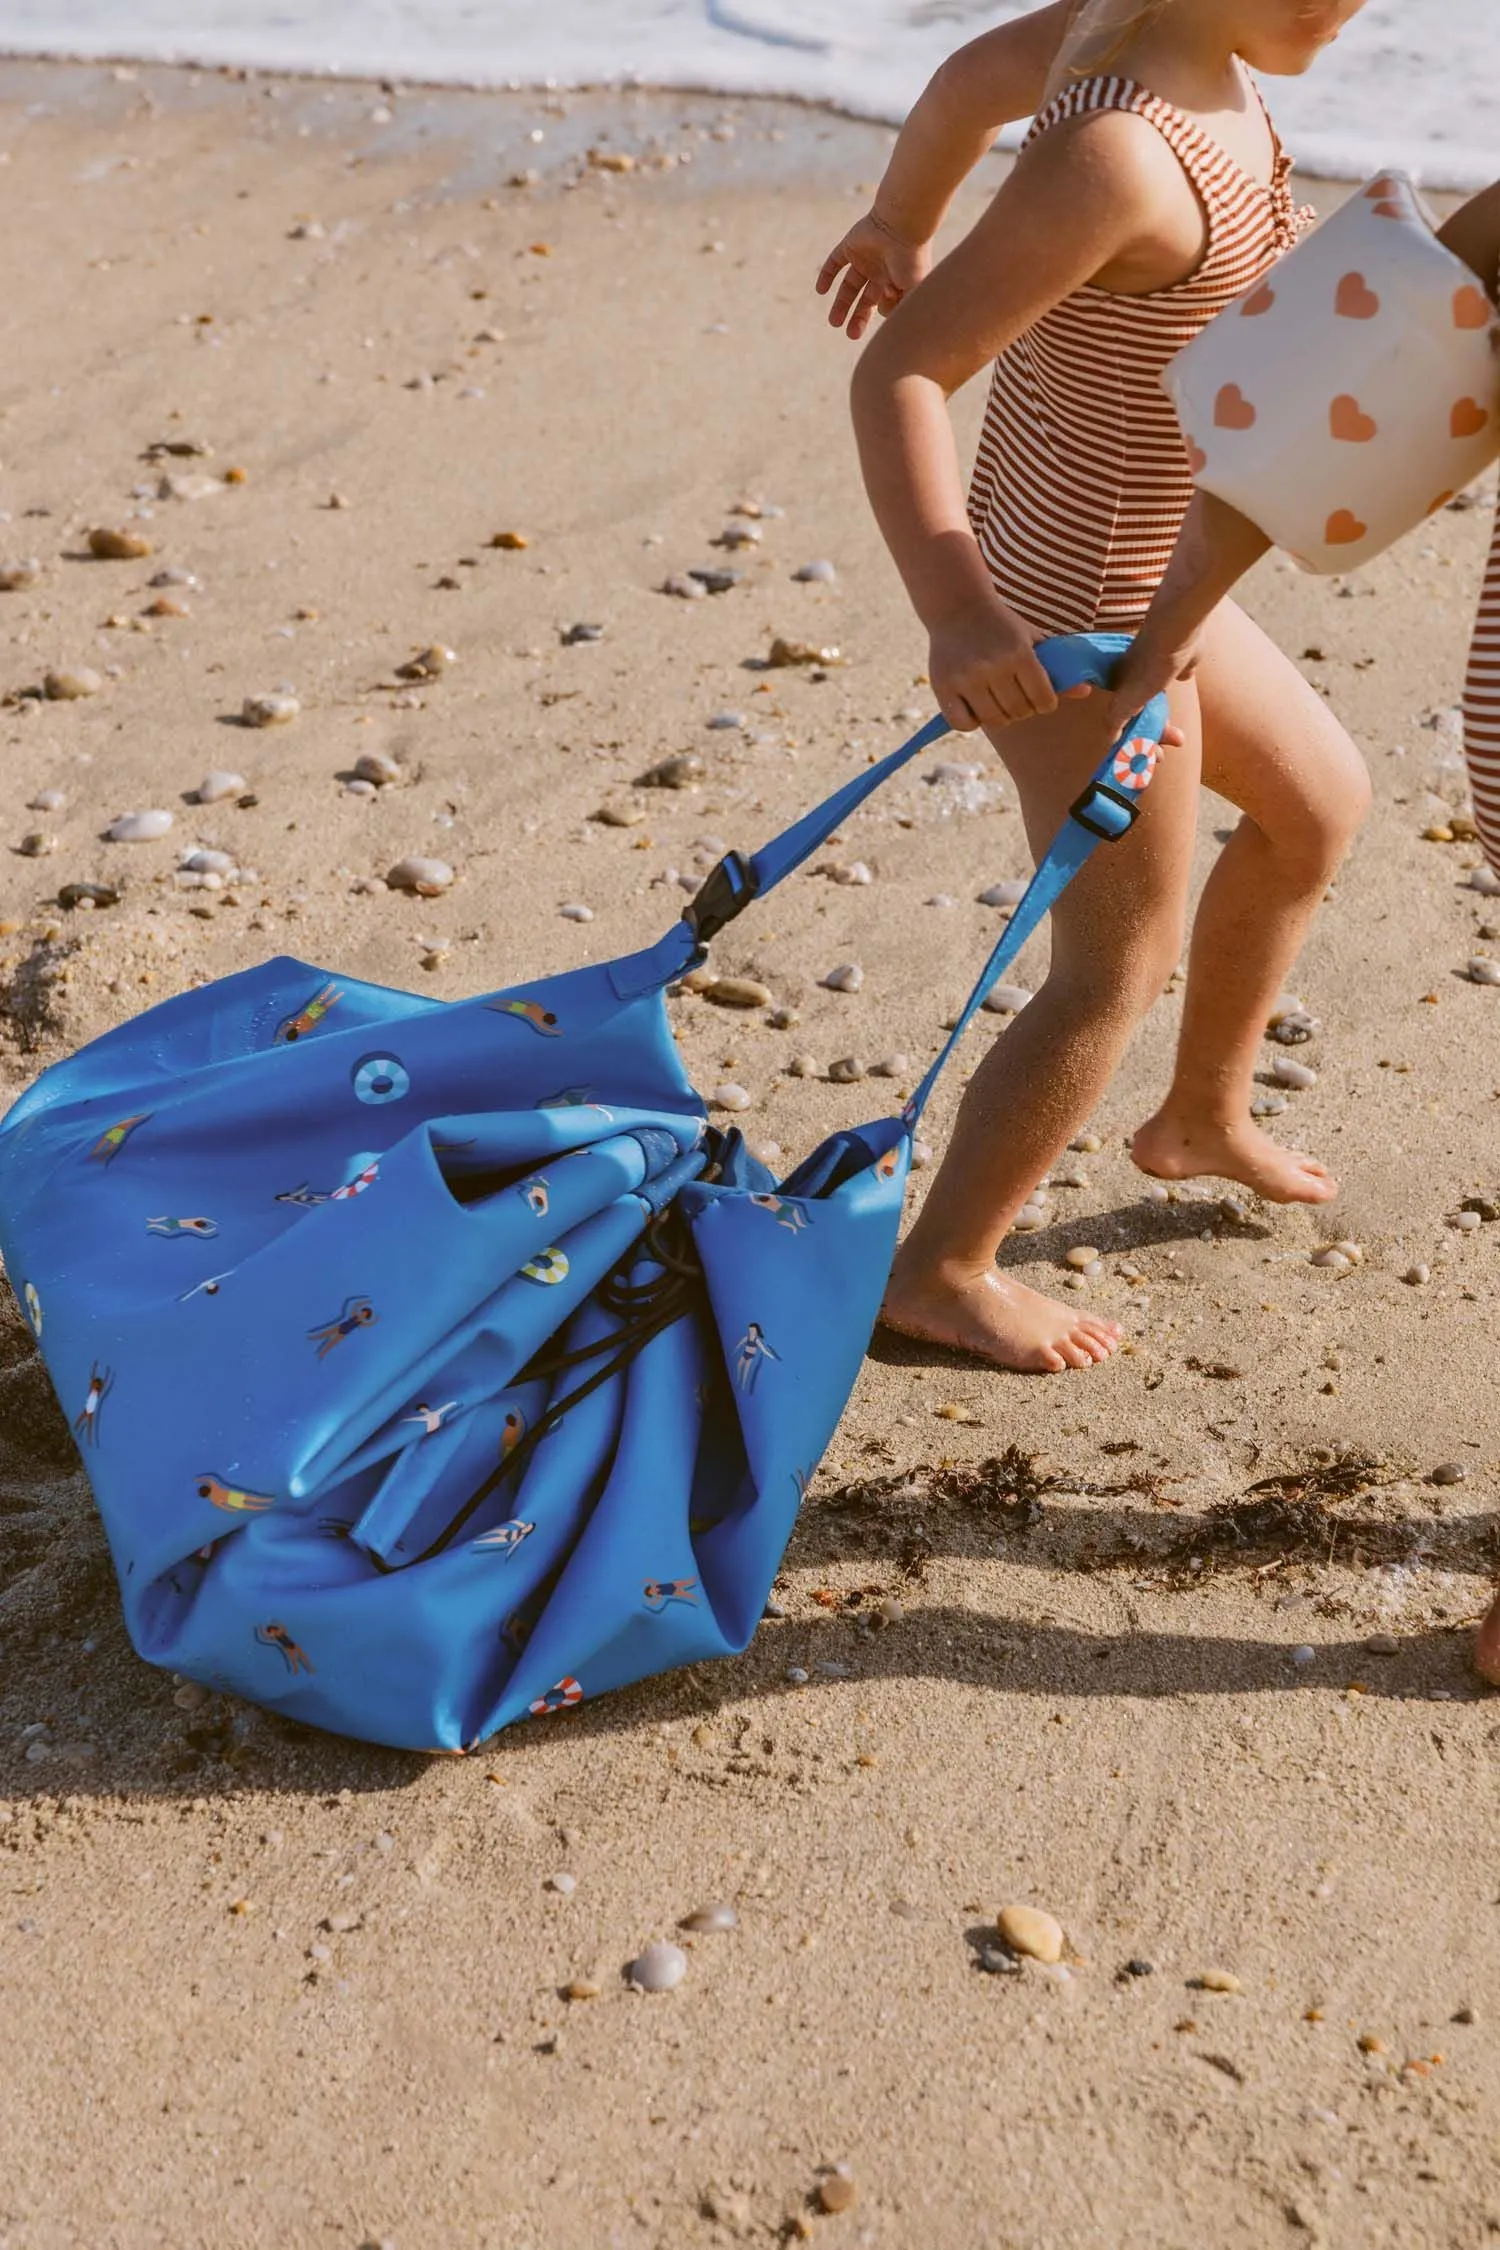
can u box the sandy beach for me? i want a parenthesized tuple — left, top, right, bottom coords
(2, 58, 1499, 2248)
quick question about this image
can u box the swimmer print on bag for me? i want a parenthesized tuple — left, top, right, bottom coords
(307, 1294, 379, 1359)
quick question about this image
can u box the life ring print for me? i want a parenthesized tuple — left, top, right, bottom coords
(22, 1281, 41, 1339)
(1112, 737, 1158, 793)
(351, 1051, 410, 1105)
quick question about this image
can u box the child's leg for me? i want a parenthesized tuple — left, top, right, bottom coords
(1133, 600, 1371, 1200)
(883, 682, 1203, 1373)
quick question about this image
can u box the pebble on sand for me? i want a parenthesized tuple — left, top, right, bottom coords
(386, 857, 454, 897)
(489, 530, 530, 550)
(1431, 1461, 1468, 1486)
(793, 560, 838, 584)
(639, 753, 705, 790)
(88, 526, 153, 560)
(354, 749, 403, 787)
(106, 810, 173, 843)
(18, 831, 57, 857)
(627, 1941, 688, 1993)
(44, 667, 103, 701)
(1272, 1056, 1318, 1090)
(982, 984, 1032, 1016)
(1065, 1246, 1101, 1271)
(592, 802, 646, 828)
(1310, 1247, 1352, 1272)
(828, 1057, 866, 1084)
(195, 770, 246, 804)
(712, 1083, 752, 1111)
(767, 635, 840, 669)
(242, 692, 300, 727)
(679, 1902, 739, 1934)
(1192, 1970, 1244, 1994)
(822, 964, 864, 993)
(1012, 1204, 1046, 1232)
(788, 1055, 822, 1078)
(978, 879, 1028, 909)
(869, 1054, 909, 1078)
(817, 2174, 858, 2215)
(181, 849, 235, 877)
(702, 976, 772, 1009)
(1467, 957, 1500, 986)
(0, 559, 41, 590)
(1468, 865, 1500, 896)
(830, 860, 873, 886)
(564, 1977, 601, 2001)
(559, 902, 594, 923)
(397, 643, 458, 678)
(997, 1904, 1065, 1964)
(663, 573, 708, 600)
(1403, 1263, 1431, 1286)
(28, 789, 66, 813)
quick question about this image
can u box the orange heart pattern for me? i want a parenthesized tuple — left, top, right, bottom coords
(1371, 201, 1403, 220)
(1452, 397, 1490, 440)
(1335, 272, 1380, 320)
(1427, 491, 1455, 516)
(1325, 509, 1368, 547)
(1364, 176, 1400, 201)
(1185, 438, 1208, 475)
(1454, 285, 1492, 331)
(1241, 283, 1276, 318)
(1329, 394, 1377, 443)
(1214, 383, 1256, 431)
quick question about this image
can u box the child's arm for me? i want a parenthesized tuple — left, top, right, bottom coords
(816, 2, 1081, 341)
(1107, 493, 1271, 728)
(1439, 182, 1500, 288)
(851, 109, 1195, 728)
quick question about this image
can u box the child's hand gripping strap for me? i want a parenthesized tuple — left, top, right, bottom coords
(615, 633, 1169, 1091)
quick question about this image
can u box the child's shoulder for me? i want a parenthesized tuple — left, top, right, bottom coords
(1018, 79, 1195, 199)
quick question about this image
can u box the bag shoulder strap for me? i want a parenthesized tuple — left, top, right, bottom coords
(613, 631, 1169, 1127)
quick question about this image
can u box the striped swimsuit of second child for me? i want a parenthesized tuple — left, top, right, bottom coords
(968, 72, 1310, 640)
(1464, 290, 1500, 875)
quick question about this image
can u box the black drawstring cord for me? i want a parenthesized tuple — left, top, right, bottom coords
(375, 1209, 703, 1571)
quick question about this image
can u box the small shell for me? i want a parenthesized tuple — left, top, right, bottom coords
(977, 879, 1028, 909)
(88, 526, 153, 560)
(1194, 1969, 1243, 1995)
(353, 749, 403, 787)
(1310, 1247, 1352, 1272)
(591, 802, 646, 828)
(195, 771, 246, 804)
(793, 559, 837, 583)
(180, 848, 235, 877)
(1467, 957, 1500, 986)
(910, 1140, 933, 1169)
(787, 1055, 822, 1079)
(1467, 865, 1500, 897)
(662, 573, 708, 601)
(386, 856, 454, 896)
(830, 861, 873, 887)
(822, 963, 863, 993)
(28, 789, 66, 813)
(1403, 1263, 1430, 1286)
(489, 529, 529, 550)
(1272, 1056, 1318, 1090)
(868, 1054, 909, 1079)
(982, 984, 1032, 1016)
(18, 831, 57, 857)
(242, 692, 300, 728)
(827, 1057, 866, 1084)
(678, 1902, 739, 1934)
(997, 1904, 1065, 1964)
(706, 710, 744, 731)
(712, 1082, 752, 1111)
(44, 667, 103, 701)
(627, 1941, 687, 1993)
(106, 809, 173, 843)
(559, 902, 594, 922)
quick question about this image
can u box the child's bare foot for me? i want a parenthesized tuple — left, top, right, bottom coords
(1475, 1593, 1500, 1687)
(881, 1259, 1124, 1374)
(1131, 1108, 1338, 1205)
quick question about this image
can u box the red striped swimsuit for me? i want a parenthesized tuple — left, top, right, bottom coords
(1464, 286, 1500, 872)
(968, 73, 1307, 638)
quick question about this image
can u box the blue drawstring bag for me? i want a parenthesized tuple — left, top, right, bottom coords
(0, 635, 1164, 1750)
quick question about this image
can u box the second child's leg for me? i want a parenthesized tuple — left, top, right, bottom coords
(883, 682, 1202, 1373)
(1133, 600, 1371, 1202)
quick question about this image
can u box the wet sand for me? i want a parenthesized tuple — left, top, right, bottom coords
(0, 59, 1498, 2249)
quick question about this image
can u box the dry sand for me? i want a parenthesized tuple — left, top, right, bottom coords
(1, 59, 1499, 2250)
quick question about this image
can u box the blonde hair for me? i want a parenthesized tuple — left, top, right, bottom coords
(1060, 0, 1174, 77)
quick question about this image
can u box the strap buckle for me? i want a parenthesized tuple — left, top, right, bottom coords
(1069, 780, 1141, 843)
(682, 849, 758, 945)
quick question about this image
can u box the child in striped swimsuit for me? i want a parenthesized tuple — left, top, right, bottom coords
(817, 0, 1371, 1374)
